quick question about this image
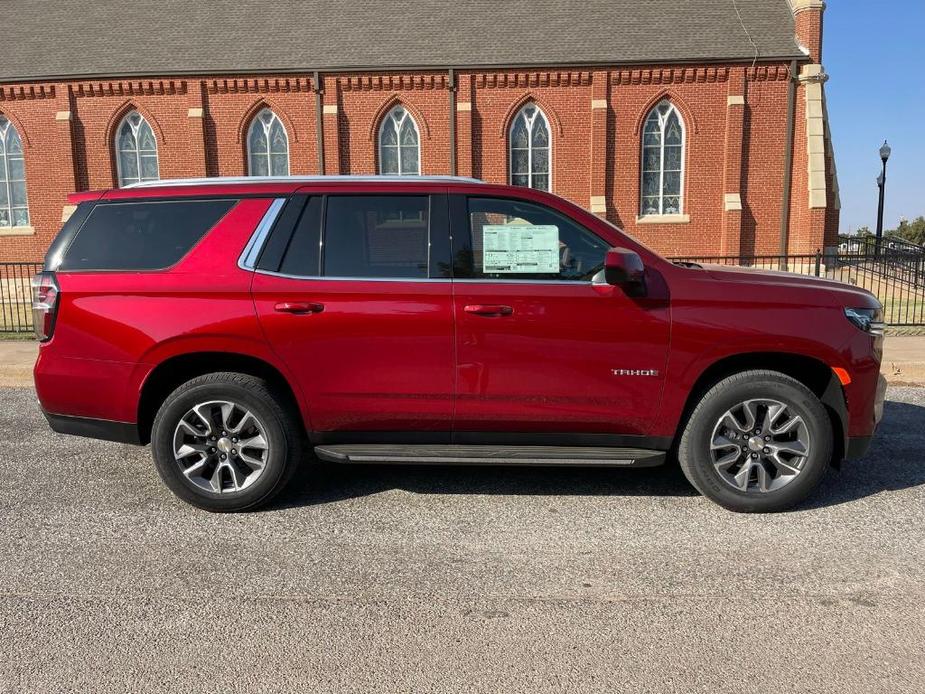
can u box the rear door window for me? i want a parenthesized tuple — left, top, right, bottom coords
(59, 199, 235, 271)
(323, 196, 429, 279)
(277, 197, 323, 277)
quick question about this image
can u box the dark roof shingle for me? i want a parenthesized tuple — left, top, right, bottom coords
(2, 0, 802, 82)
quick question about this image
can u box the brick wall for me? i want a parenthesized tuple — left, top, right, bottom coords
(0, 59, 837, 263)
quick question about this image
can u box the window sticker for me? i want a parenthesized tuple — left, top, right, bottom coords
(482, 224, 560, 274)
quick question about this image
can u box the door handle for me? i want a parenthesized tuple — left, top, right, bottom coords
(463, 304, 514, 317)
(274, 301, 324, 314)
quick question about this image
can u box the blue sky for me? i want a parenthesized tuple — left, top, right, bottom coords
(825, 1, 925, 233)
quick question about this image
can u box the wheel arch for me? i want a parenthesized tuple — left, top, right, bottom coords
(673, 352, 847, 465)
(137, 351, 306, 445)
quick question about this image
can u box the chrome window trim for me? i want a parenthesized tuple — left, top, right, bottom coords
(251, 267, 593, 286)
(253, 268, 451, 283)
(454, 278, 592, 286)
(238, 198, 287, 270)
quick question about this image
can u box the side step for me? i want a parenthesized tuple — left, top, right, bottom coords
(313, 444, 666, 467)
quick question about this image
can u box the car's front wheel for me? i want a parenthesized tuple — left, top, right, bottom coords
(678, 370, 833, 512)
(151, 372, 303, 512)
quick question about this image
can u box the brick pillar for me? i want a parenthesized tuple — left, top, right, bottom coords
(185, 80, 208, 177)
(54, 100, 77, 190)
(588, 70, 609, 217)
(55, 86, 79, 221)
(455, 74, 474, 178)
(321, 75, 341, 175)
(720, 68, 746, 256)
(311, 73, 324, 175)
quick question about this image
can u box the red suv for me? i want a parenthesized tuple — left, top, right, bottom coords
(32, 176, 886, 513)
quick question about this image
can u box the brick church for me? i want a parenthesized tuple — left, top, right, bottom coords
(0, 0, 837, 262)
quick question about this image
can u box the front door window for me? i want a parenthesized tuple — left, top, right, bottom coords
(457, 197, 610, 282)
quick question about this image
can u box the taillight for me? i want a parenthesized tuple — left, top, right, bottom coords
(31, 272, 59, 341)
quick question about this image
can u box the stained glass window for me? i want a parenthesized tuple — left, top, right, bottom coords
(509, 104, 550, 192)
(247, 108, 289, 176)
(116, 111, 159, 187)
(0, 116, 29, 227)
(379, 105, 420, 175)
(640, 101, 684, 216)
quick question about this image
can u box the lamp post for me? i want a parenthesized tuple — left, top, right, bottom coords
(875, 140, 891, 256)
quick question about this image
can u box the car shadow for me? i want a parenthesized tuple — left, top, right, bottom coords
(270, 399, 925, 512)
(275, 458, 698, 509)
(797, 399, 925, 511)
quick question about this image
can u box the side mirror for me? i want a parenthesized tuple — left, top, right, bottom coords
(604, 247, 647, 297)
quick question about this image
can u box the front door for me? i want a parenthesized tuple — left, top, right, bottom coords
(252, 192, 455, 436)
(450, 194, 670, 438)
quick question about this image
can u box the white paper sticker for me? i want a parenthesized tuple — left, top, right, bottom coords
(482, 225, 560, 274)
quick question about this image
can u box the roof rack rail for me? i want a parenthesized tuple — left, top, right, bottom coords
(125, 175, 484, 188)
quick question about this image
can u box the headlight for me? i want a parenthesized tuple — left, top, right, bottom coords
(844, 307, 885, 336)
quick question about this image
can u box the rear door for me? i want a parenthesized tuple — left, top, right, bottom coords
(449, 193, 671, 438)
(251, 189, 455, 437)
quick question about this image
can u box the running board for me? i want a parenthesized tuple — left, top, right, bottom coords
(313, 444, 666, 467)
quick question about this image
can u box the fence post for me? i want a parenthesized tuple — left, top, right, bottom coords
(814, 249, 821, 277)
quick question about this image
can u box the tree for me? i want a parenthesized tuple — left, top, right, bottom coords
(887, 216, 925, 246)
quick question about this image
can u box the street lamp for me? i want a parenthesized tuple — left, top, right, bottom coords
(875, 140, 891, 255)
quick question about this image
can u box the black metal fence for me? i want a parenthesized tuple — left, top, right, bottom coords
(670, 247, 925, 327)
(2, 244, 924, 332)
(0, 262, 41, 334)
(838, 235, 925, 289)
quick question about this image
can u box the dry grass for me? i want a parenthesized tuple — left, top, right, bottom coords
(0, 303, 33, 334)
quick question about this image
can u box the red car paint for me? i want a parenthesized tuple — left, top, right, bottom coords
(33, 178, 884, 454)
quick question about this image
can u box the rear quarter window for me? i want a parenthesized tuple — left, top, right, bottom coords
(58, 199, 236, 271)
(44, 201, 96, 271)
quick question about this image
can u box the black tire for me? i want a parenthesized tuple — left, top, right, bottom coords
(678, 370, 833, 513)
(151, 372, 303, 512)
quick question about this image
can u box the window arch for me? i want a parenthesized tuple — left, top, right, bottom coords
(378, 105, 420, 175)
(0, 115, 29, 228)
(509, 104, 550, 192)
(640, 100, 685, 216)
(247, 108, 289, 176)
(115, 110, 159, 187)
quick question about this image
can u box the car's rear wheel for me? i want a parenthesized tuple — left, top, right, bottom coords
(151, 372, 303, 512)
(678, 370, 833, 512)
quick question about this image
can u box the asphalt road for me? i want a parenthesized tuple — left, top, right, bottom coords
(1, 386, 923, 693)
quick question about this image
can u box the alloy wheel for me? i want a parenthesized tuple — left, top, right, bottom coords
(710, 398, 811, 493)
(172, 400, 269, 494)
